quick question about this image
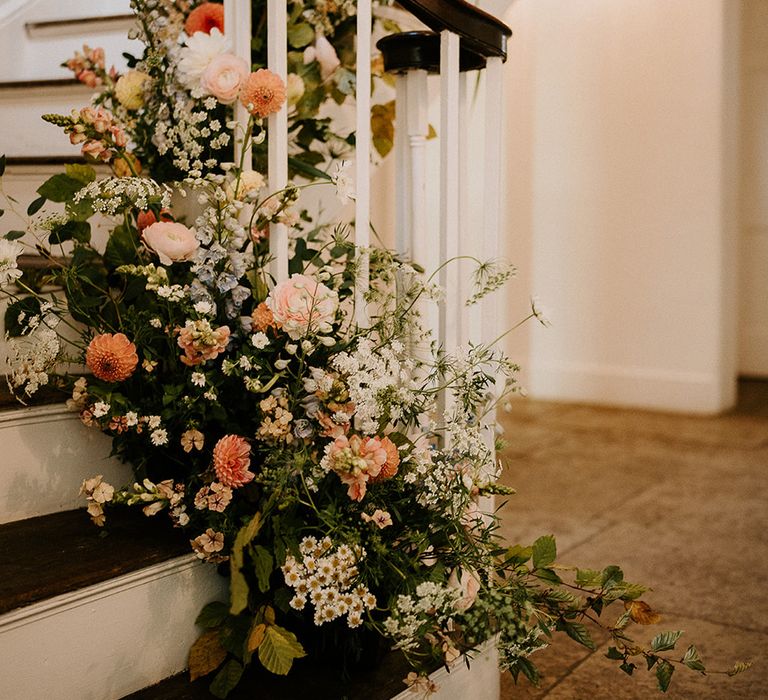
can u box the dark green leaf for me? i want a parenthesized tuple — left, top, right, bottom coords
(4, 297, 42, 336)
(682, 645, 706, 673)
(195, 601, 230, 629)
(209, 659, 243, 699)
(646, 655, 658, 670)
(37, 174, 84, 202)
(509, 657, 540, 686)
(532, 535, 556, 569)
(558, 621, 595, 650)
(601, 565, 624, 588)
(619, 661, 636, 676)
(49, 220, 90, 245)
(535, 567, 562, 585)
(104, 222, 139, 269)
(656, 660, 674, 692)
(287, 22, 314, 48)
(288, 155, 331, 181)
(27, 196, 46, 216)
(252, 545, 274, 594)
(0, 154, 5, 177)
(605, 646, 624, 661)
(650, 631, 683, 653)
(5, 230, 26, 241)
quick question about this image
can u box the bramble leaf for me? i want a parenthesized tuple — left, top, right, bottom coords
(257, 624, 306, 675)
(682, 645, 706, 673)
(189, 630, 227, 681)
(209, 659, 243, 699)
(558, 620, 595, 650)
(656, 659, 674, 692)
(532, 535, 556, 569)
(650, 630, 683, 652)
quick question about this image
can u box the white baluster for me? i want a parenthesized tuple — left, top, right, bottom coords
(355, 0, 372, 327)
(267, 0, 288, 283)
(224, 1, 252, 169)
(394, 74, 410, 258)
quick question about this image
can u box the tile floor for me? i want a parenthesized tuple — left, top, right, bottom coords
(496, 382, 767, 699)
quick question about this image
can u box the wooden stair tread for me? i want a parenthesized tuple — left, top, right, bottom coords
(0, 507, 190, 615)
(124, 649, 415, 700)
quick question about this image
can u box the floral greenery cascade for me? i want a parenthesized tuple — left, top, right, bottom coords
(0, 2, 752, 699)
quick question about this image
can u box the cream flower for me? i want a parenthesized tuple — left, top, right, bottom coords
(177, 27, 229, 89)
(114, 70, 150, 110)
(0, 239, 24, 288)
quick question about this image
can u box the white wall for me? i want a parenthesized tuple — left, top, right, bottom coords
(501, 0, 740, 413)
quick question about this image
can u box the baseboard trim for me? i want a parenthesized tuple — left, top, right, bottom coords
(529, 361, 732, 414)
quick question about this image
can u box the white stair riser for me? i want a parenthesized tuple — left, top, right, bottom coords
(0, 556, 228, 700)
(0, 405, 129, 523)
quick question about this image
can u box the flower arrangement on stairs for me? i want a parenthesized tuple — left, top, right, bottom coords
(0, 1, 750, 697)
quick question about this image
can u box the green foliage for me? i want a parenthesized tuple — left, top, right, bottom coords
(196, 602, 230, 630)
(682, 644, 706, 673)
(4, 230, 25, 241)
(4, 297, 41, 336)
(656, 659, 675, 692)
(257, 625, 306, 676)
(26, 196, 45, 216)
(532, 535, 556, 569)
(49, 220, 90, 245)
(209, 659, 244, 699)
(650, 631, 683, 653)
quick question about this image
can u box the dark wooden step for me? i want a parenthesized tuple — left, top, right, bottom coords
(0, 507, 190, 616)
(123, 647, 416, 700)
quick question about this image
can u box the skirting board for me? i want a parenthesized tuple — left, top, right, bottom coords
(0, 555, 228, 700)
(528, 361, 734, 414)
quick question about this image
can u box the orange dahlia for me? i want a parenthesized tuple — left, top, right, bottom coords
(239, 69, 286, 118)
(184, 2, 224, 36)
(213, 435, 254, 488)
(251, 301, 278, 332)
(85, 333, 139, 382)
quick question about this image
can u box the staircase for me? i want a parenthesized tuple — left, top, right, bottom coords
(0, 3, 229, 698)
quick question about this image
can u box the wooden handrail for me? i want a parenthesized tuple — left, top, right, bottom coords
(396, 0, 512, 60)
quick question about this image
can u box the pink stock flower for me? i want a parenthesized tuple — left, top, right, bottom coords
(201, 53, 249, 104)
(81, 140, 110, 162)
(85, 333, 139, 382)
(239, 69, 287, 118)
(266, 273, 338, 340)
(142, 221, 199, 265)
(176, 320, 230, 366)
(213, 435, 254, 488)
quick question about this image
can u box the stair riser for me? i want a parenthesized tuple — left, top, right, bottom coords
(0, 405, 129, 523)
(0, 556, 228, 700)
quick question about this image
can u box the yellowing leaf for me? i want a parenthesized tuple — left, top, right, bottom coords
(248, 623, 267, 653)
(258, 625, 306, 675)
(264, 605, 276, 625)
(625, 600, 662, 625)
(188, 630, 227, 681)
(230, 514, 262, 615)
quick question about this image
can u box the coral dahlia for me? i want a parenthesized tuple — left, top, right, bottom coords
(85, 333, 139, 382)
(239, 69, 287, 118)
(185, 2, 224, 36)
(213, 435, 254, 488)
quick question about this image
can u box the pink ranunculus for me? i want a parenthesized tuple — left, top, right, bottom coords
(201, 53, 249, 104)
(142, 221, 199, 265)
(213, 435, 254, 488)
(266, 273, 338, 340)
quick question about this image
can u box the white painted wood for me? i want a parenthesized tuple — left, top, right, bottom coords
(439, 31, 461, 363)
(354, 0, 372, 327)
(0, 555, 228, 700)
(0, 404, 129, 524)
(225, 0, 253, 170)
(458, 71, 475, 347)
(267, 0, 288, 283)
(394, 74, 409, 258)
(390, 637, 499, 700)
(739, 1, 768, 377)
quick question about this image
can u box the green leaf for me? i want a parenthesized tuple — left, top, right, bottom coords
(37, 173, 85, 202)
(5, 230, 25, 241)
(656, 659, 674, 692)
(49, 220, 90, 245)
(646, 655, 659, 670)
(558, 621, 595, 650)
(605, 646, 624, 661)
(65, 162, 96, 185)
(195, 601, 230, 629)
(506, 545, 533, 565)
(535, 567, 562, 585)
(650, 630, 683, 653)
(4, 297, 42, 336)
(257, 624, 306, 675)
(601, 565, 624, 588)
(508, 656, 540, 686)
(103, 222, 139, 269)
(0, 209, 4, 218)
(532, 535, 556, 569)
(682, 645, 706, 673)
(209, 659, 243, 699)
(575, 568, 603, 587)
(619, 661, 636, 676)
(287, 22, 315, 48)
(252, 545, 274, 594)
(0, 154, 6, 177)
(27, 196, 46, 216)
(230, 514, 262, 615)
(288, 155, 332, 181)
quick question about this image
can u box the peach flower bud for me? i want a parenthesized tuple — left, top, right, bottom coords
(201, 53, 249, 105)
(142, 221, 199, 265)
(85, 333, 139, 382)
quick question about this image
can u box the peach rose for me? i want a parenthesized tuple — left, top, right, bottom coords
(142, 221, 199, 265)
(266, 273, 338, 340)
(201, 53, 249, 104)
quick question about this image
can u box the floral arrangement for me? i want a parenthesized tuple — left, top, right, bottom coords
(56, 0, 399, 184)
(0, 1, 750, 698)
